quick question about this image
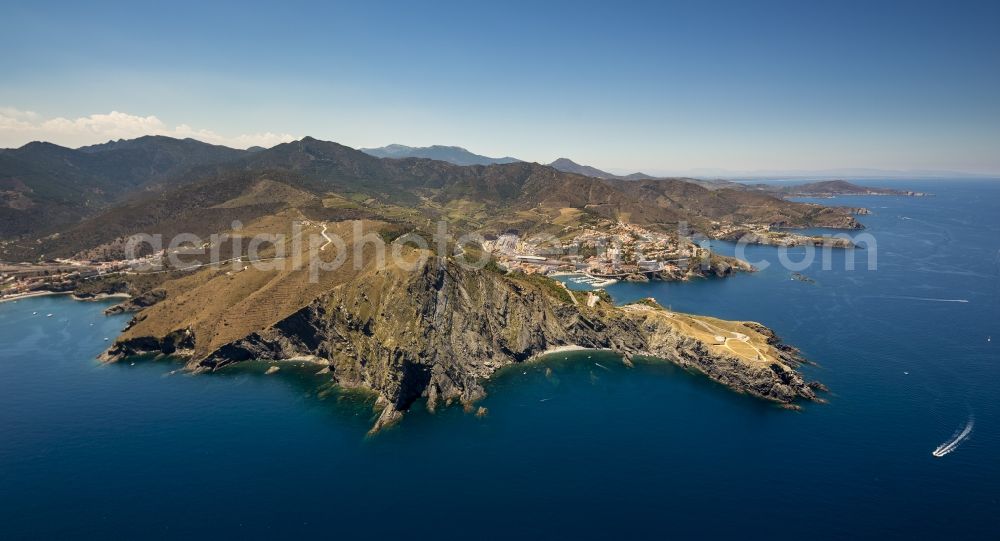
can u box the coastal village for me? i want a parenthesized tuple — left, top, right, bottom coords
(481, 220, 705, 285)
(0, 252, 164, 301)
(2, 215, 857, 302)
(3, 220, 698, 299)
(479, 217, 857, 286)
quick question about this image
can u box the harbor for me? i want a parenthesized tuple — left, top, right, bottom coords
(551, 272, 618, 290)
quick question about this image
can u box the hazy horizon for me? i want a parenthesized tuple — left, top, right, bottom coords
(4, 133, 997, 180)
(2, 1, 999, 175)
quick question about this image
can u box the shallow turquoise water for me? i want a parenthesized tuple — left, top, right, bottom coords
(1, 180, 998, 538)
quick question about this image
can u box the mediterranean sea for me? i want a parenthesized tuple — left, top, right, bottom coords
(1, 179, 997, 539)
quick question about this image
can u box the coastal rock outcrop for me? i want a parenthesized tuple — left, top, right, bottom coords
(101, 256, 822, 432)
(104, 289, 167, 315)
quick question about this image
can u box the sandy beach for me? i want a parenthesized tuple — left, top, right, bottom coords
(0, 291, 131, 305)
(0, 291, 71, 304)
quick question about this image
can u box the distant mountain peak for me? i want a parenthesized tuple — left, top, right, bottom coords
(380, 143, 413, 151)
(361, 144, 520, 166)
(18, 140, 68, 151)
(546, 157, 740, 190)
(547, 157, 618, 179)
(549, 157, 580, 167)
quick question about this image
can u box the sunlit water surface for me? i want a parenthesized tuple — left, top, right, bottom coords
(1, 180, 998, 538)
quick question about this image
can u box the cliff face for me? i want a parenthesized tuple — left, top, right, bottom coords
(102, 256, 820, 432)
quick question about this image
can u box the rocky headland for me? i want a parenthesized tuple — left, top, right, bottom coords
(100, 253, 823, 433)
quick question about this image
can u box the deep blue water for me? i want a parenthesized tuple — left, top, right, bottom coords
(2, 180, 998, 539)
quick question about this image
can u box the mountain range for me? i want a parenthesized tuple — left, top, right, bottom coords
(0, 137, 981, 244)
(360, 144, 519, 166)
(547, 157, 647, 180)
(361, 145, 743, 190)
(359, 145, 981, 182)
(0, 136, 251, 237)
(362, 145, 660, 180)
(0, 134, 851, 430)
(3, 136, 916, 248)
(546, 157, 742, 190)
(0, 136, 864, 261)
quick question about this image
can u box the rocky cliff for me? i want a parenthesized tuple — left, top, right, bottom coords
(101, 256, 821, 433)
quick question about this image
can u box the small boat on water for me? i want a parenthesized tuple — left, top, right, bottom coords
(46, 313, 53, 317)
(932, 418, 974, 458)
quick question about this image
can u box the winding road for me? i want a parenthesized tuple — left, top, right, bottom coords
(319, 221, 332, 251)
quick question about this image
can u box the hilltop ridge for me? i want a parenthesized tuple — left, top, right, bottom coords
(0, 136, 250, 237)
(361, 143, 520, 166)
(1, 136, 863, 261)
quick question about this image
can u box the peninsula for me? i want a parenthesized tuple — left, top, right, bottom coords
(99, 247, 822, 433)
(747, 179, 929, 198)
(0, 135, 877, 431)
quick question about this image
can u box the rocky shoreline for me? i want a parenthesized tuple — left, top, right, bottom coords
(101, 257, 824, 433)
(713, 229, 857, 248)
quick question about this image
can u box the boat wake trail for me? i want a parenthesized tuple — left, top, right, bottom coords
(933, 417, 974, 458)
(881, 295, 970, 303)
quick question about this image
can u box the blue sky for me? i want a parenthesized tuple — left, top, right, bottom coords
(2, 0, 998, 174)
